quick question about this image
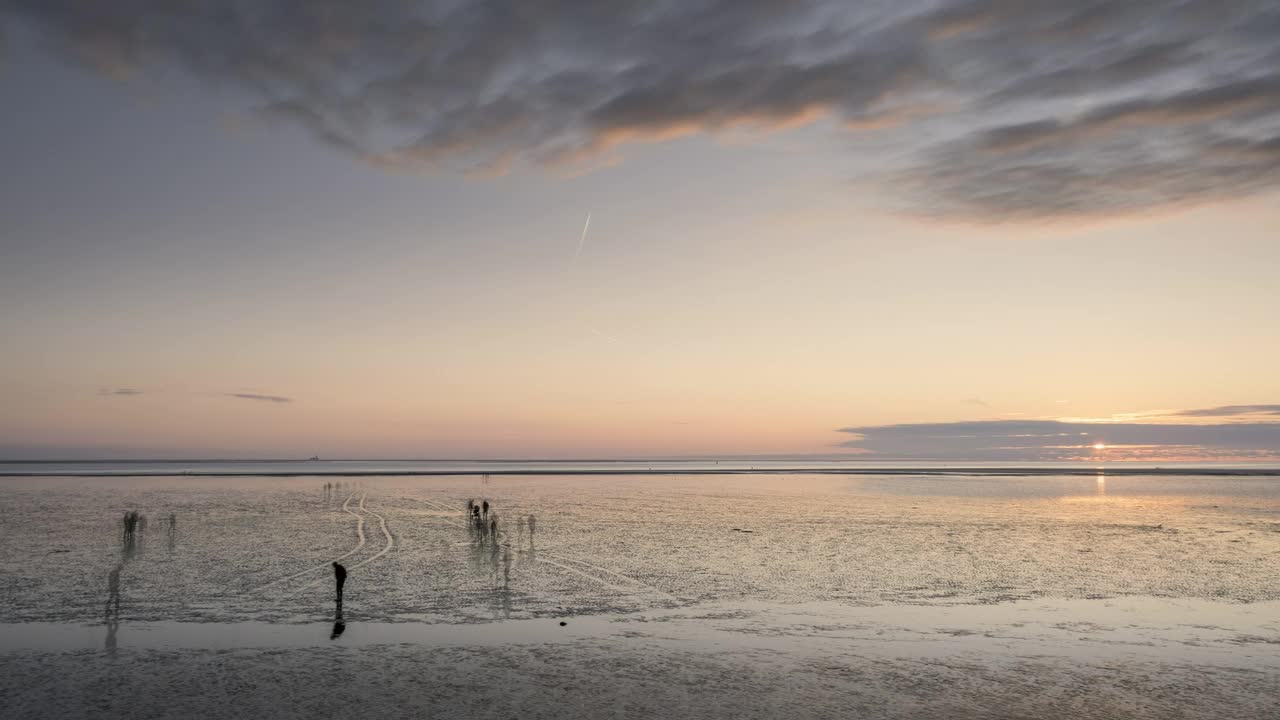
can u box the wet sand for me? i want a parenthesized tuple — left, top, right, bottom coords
(1, 472, 1277, 718)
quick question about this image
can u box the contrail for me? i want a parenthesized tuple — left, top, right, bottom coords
(574, 212, 591, 261)
(575, 213, 620, 346)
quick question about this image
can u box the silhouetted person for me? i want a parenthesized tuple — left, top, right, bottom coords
(490, 517, 498, 538)
(527, 514, 536, 536)
(121, 511, 140, 560)
(122, 511, 140, 541)
(482, 499, 489, 516)
(333, 561, 347, 604)
(466, 499, 475, 515)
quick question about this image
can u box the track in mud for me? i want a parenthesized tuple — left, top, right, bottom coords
(250, 491, 396, 594)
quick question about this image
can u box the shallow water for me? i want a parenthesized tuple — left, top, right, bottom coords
(1, 472, 1278, 718)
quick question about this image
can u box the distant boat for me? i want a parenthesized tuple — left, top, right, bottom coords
(308, 456, 320, 461)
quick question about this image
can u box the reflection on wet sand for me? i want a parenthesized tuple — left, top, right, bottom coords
(492, 546, 513, 620)
(105, 563, 122, 655)
(330, 601, 345, 640)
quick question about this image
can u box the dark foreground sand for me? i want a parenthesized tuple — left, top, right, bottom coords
(4, 597, 1277, 720)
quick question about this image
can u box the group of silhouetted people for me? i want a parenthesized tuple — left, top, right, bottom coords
(323, 481, 356, 502)
(119, 510, 180, 560)
(121, 510, 146, 540)
(467, 498, 501, 539)
(120, 510, 149, 559)
(463, 499, 537, 543)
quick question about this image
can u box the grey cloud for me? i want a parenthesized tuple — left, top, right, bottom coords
(98, 388, 143, 396)
(227, 393, 292, 404)
(978, 76, 1280, 154)
(986, 41, 1195, 103)
(3, 0, 1278, 218)
(838, 419, 1280, 461)
(1175, 404, 1280, 418)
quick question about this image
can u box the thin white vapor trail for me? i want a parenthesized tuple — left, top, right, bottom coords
(574, 212, 591, 261)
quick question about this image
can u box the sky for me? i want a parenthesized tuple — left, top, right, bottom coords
(1, 0, 1278, 461)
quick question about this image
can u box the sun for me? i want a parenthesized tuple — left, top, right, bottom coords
(1093, 442, 1107, 450)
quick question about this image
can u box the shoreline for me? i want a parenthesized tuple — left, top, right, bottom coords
(4, 466, 1280, 477)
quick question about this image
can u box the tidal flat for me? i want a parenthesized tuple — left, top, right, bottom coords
(2, 471, 1278, 719)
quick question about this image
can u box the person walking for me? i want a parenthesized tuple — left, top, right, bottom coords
(333, 561, 347, 605)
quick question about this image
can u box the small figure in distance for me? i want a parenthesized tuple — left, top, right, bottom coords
(333, 561, 347, 605)
(527, 514, 536, 536)
(482, 499, 489, 516)
(466, 499, 474, 515)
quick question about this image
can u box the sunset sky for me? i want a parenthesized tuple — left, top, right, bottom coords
(2, 1, 1278, 460)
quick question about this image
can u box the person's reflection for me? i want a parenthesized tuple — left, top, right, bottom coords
(104, 564, 123, 654)
(330, 601, 346, 640)
(500, 546, 513, 619)
(122, 532, 137, 562)
(106, 564, 122, 615)
(105, 612, 120, 655)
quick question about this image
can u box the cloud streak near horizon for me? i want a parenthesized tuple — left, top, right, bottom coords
(226, 393, 292, 404)
(2, 0, 1277, 218)
(839, 404, 1280, 461)
(1176, 404, 1280, 417)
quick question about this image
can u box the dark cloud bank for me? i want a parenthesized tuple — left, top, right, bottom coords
(3, 0, 1278, 219)
(839, 406, 1280, 461)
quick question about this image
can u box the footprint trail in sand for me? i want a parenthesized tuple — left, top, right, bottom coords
(245, 491, 367, 594)
(298, 492, 396, 589)
(349, 499, 394, 571)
